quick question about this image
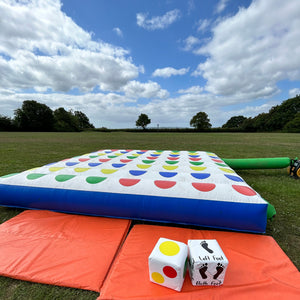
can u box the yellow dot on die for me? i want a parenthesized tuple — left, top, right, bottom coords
(151, 272, 164, 284)
(159, 241, 180, 256)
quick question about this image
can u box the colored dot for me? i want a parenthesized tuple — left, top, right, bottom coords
(79, 158, 90, 162)
(86, 176, 107, 184)
(163, 266, 177, 278)
(108, 155, 117, 158)
(165, 161, 178, 165)
(66, 162, 79, 166)
(212, 158, 224, 163)
(192, 183, 216, 192)
(189, 157, 201, 161)
(159, 241, 180, 256)
(129, 170, 147, 176)
(127, 156, 138, 159)
(1, 173, 19, 178)
(151, 272, 164, 284)
(163, 165, 178, 170)
(190, 166, 207, 171)
(49, 167, 64, 172)
(225, 174, 244, 182)
(232, 185, 256, 196)
(154, 180, 176, 189)
(88, 163, 101, 167)
(219, 167, 235, 173)
(101, 169, 118, 174)
(137, 164, 152, 169)
(55, 175, 76, 182)
(120, 159, 132, 163)
(159, 172, 177, 178)
(191, 173, 210, 180)
(167, 157, 179, 160)
(99, 159, 111, 163)
(119, 178, 140, 186)
(74, 168, 90, 172)
(112, 163, 126, 168)
(142, 160, 155, 164)
(189, 161, 204, 166)
(26, 173, 46, 180)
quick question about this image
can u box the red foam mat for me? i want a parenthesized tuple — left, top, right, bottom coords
(0, 210, 131, 292)
(99, 224, 300, 299)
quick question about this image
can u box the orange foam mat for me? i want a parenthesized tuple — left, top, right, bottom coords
(99, 224, 300, 300)
(0, 210, 131, 292)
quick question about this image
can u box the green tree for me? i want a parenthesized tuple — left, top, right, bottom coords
(190, 112, 211, 130)
(0, 115, 15, 131)
(222, 115, 247, 129)
(74, 111, 94, 130)
(284, 112, 300, 132)
(136, 113, 151, 130)
(14, 100, 54, 131)
(53, 108, 80, 132)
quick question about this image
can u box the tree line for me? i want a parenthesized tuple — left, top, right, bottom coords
(0, 100, 94, 131)
(136, 95, 300, 132)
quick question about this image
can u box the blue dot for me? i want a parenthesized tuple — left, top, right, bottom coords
(159, 172, 177, 178)
(88, 163, 102, 167)
(112, 163, 126, 168)
(66, 162, 79, 166)
(191, 173, 211, 179)
(129, 170, 147, 176)
(224, 174, 244, 182)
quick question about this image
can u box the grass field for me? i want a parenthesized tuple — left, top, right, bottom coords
(0, 131, 299, 299)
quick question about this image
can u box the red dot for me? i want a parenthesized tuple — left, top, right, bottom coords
(119, 178, 140, 187)
(192, 183, 216, 192)
(79, 158, 90, 162)
(189, 157, 202, 161)
(120, 159, 132, 163)
(232, 185, 257, 196)
(212, 158, 224, 163)
(167, 157, 179, 160)
(163, 266, 177, 278)
(154, 180, 176, 189)
(99, 159, 111, 162)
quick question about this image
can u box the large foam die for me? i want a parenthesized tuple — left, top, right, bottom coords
(188, 239, 228, 286)
(149, 238, 188, 291)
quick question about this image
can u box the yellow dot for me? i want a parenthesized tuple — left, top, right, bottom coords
(151, 272, 164, 284)
(159, 241, 180, 256)
(219, 167, 235, 173)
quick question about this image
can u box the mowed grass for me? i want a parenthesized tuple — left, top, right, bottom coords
(0, 131, 299, 299)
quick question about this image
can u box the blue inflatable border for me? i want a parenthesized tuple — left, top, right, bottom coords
(0, 184, 267, 233)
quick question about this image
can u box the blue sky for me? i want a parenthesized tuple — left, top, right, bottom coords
(1, 0, 300, 128)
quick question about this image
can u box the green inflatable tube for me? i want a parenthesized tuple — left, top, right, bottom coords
(223, 157, 291, 170)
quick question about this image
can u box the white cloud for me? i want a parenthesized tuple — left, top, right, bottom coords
(182, 36, 201, 51)
(136, 9, 181, 30)
(193, 0, 300, 100)
(152, 67, 189, 78)
(122, 81, 169, 98)
(113, 27, 123, 37)
(289, 88, 300, 98)
(0, 0, 140, 93)
(197, 19, 211, 32)
(177, 86, 203, 94)
(215, 0, 230, 14)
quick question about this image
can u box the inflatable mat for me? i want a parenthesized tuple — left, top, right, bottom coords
(99, 224, 300, 300)
(0, 149, 269, 233)
(0, 210, 131, 292)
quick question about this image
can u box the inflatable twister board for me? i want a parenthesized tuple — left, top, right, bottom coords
(0, 150, 272, 233)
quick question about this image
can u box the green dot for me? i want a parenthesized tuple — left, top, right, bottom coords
(108, 155, 117, 158)
(127, 156, 138, 159)
(189, 161, 204, 166)
(89, 155, 98, 158)
(27, 173, 47, 180)
(215, 163, 228, 167)
(86, 176, 107, 184)
(165, 161, 179, 165)
(1, 173, 20, 178)
(55, 175, 76, 182)
(142, 160, 155, 164)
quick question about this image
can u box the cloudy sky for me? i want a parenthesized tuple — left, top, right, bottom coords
(1, 0, 300, 128)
